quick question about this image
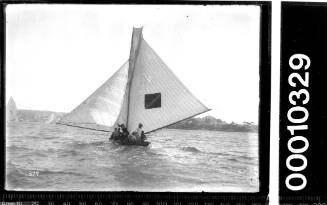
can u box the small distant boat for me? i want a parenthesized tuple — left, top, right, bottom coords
(58, 27, 210, 146)
(46, 113, 56, 124)
(6, 96, 18, 122)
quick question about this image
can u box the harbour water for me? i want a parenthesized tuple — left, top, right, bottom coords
(6, 122, 259, 192)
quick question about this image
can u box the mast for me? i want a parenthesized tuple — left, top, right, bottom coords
(126, 27, 143, 130)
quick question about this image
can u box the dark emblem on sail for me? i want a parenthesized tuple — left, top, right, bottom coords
(144, 93, 161, 109)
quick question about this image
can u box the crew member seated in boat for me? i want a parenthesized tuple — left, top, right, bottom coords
(118, 123, 129, 141)
(128, 133, 137, 143)
(141, 131, 146, 142)
(118, 124, 127, 134)
(136, 123, 143, 137)
(110, 128, 119, 140)
(130, 123, 143, 143)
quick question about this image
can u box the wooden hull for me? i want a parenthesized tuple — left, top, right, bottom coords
(110, 139, 150, 147)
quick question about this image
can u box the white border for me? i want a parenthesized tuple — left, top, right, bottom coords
(270, 1, 280, 204)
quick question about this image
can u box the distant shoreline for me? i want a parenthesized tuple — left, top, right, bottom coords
(166, 116, 258, 133)
(166, 127, 258, 133)
(14, 109, 258, 133)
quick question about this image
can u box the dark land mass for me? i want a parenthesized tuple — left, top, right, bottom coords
(167, 116, 258, 133)
(14, 109, 257, 133)
(16, 109, 66, 123)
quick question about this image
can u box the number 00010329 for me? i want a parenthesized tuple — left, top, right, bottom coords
(285, 54, 311, 191)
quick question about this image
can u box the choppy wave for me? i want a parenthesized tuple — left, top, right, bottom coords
(6, 122, 259, 192)
(181, 146, 201, 153)
(207, 151, 255, 160)
(69, 140, 105, 148)
(37, 169, 84, 177)
(58, 149, 80, 157)
(7, 145, 33, 152)
(6, 168, 30, 187)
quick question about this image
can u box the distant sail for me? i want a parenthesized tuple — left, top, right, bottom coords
(46, 113, 55, 124)
(6, 97, 18, 122)
(59, 27, 210, 133)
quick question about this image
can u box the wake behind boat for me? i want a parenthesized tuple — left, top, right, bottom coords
(58, 27, 210, 146)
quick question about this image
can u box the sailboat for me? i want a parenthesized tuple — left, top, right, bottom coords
(58, 27, 210, 145)
(46, 113, 56, 124)
(6, 96, 18, 122)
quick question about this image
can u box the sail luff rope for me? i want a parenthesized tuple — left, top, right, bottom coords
(126, 28, 143, 131)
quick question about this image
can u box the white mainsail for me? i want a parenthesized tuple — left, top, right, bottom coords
(127, 30, 210, 133)
(6, 97, 18, 122)
(59, 27, 210, 133)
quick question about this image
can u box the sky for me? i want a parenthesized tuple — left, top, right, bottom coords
(6, 4, 260, 124)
